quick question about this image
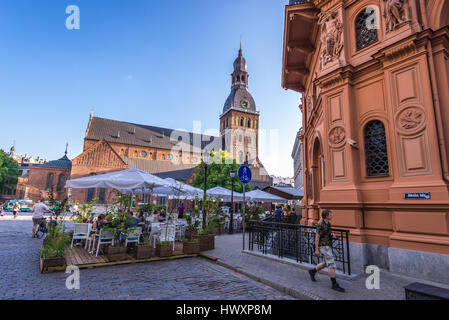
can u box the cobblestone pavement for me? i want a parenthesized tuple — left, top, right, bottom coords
(0, 219, 293, 300)
(206, 233, 449, 300)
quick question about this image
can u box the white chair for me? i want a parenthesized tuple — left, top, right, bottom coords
(124, 229, 142, 247)
(159, 225, 176, 250)
(95, 229, 114, 256)
(150, 223, 162, 248)
(174, 224, 183, 241)
(71, 223, 90, 249)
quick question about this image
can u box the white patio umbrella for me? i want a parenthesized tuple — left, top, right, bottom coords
(245, 189, 288, 203)
(129, 178, 203, 199)
(65, 168, 172, 192)
(206, 186, 244, 202)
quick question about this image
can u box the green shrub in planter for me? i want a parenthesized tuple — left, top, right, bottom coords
(135, 242, 155, 259)
(156, 241, 173, 257)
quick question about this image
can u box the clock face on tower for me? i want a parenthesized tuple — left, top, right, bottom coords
(240, 99, 250, 109)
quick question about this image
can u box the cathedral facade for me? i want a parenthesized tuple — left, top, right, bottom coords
(283, 0, 449, 283)
(68, 47, 271, 204)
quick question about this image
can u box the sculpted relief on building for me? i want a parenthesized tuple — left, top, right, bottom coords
(318, 11, 343, 69)
(383, 0, 411, 33)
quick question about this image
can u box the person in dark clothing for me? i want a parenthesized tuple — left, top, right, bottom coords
(177, 204, 185, 219)
(275, 206, 283, 223)
(308, 209, 345, 292)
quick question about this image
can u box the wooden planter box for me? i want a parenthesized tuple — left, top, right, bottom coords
(193, 234, 215, 251)
(183, 241, 200, 254)
(156, 243, 173, 257)
(106, 245, 128, 262)
(135, 245, 155, 259)
(185, 229, 198, 240)
(40, 256, 66, 273)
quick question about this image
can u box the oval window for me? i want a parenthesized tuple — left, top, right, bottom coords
(141, 151, 147, 157)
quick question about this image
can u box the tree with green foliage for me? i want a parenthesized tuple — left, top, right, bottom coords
(0, 150, 20, 195)
(192, 150, 251, 193)
(193, 150, 251, 229)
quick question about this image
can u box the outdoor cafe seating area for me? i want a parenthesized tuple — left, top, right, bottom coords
(39, 168, 290, 273)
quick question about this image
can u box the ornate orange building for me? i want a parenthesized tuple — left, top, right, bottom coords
(283, 0, 449, 283)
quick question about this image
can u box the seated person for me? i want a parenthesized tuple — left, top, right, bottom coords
(125, 211, 139, 229)
(137, 211, 145, 223)
(158, 209, 166, 222)
(91, 214, 106, 235)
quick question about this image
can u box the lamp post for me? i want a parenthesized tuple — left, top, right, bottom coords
(229, 169, 236, 234)
(202, 152, 210, 230)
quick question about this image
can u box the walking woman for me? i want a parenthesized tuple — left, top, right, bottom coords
(13, 202, 20, 219)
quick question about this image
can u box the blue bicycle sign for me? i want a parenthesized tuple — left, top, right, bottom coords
(238, 165, 252, 184)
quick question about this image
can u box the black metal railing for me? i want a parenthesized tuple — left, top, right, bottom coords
(248, 221, 351, 275)
(289, 0, 309, 5)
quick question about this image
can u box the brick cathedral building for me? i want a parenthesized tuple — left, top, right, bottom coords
(283, 0, 449, 283)
(10, 48, 271, 204)
(68, 47, 272, 204)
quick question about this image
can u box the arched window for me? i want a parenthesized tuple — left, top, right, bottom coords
(86, 188, 95, 203)
(120, 149, 124, 156)
(247, 119, 251, 127)
(98, 188, 106, 204)
(247, 137, 251, 145)
(364, 120, 389, 176)
(355, 8, 379, 51)
(240, 118, 244, 126)
(57, 174, 65, 192)
(238, 151, 243, 163)
(46, 173, 54, 190)
(134, 150, 138, 157)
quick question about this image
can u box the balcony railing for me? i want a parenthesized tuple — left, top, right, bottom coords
(248, 220, 352, 275)
(289, 0, 309, 5)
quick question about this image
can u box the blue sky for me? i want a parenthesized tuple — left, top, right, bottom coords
(0, 0, 301, 177)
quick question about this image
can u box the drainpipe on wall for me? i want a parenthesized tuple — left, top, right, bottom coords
(423, 35, 449, 182)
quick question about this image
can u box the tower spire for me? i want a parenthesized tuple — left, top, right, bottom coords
(65, 143, 68, 155)
(239, 35, 243, 56)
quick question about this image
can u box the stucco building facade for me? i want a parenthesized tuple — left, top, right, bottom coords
(283, 0, 449, 283)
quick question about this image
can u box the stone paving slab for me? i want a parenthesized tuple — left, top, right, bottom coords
(0, 220, 293, 300)
(204, 233, 449, 300)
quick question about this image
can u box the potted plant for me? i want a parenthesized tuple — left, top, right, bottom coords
(185, 213, 199, 240)
(246, 206, 263, 231)
(73, 198, 98, 223)
(40, 232, 69, 271)
(193, 227, 215, 251)
(183, 237, 200, 255)
(135, 241, 155, 259)
(156, 240, 173, 257)
(102, 205, 134, 262)
(183, 214, 200, 254)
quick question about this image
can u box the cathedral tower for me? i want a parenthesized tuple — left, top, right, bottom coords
(220, 46, 259, 164)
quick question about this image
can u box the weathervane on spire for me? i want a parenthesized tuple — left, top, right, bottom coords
(65, 142, 68, 155)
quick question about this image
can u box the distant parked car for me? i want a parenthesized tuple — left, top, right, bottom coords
(3, 200, 33, 212)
